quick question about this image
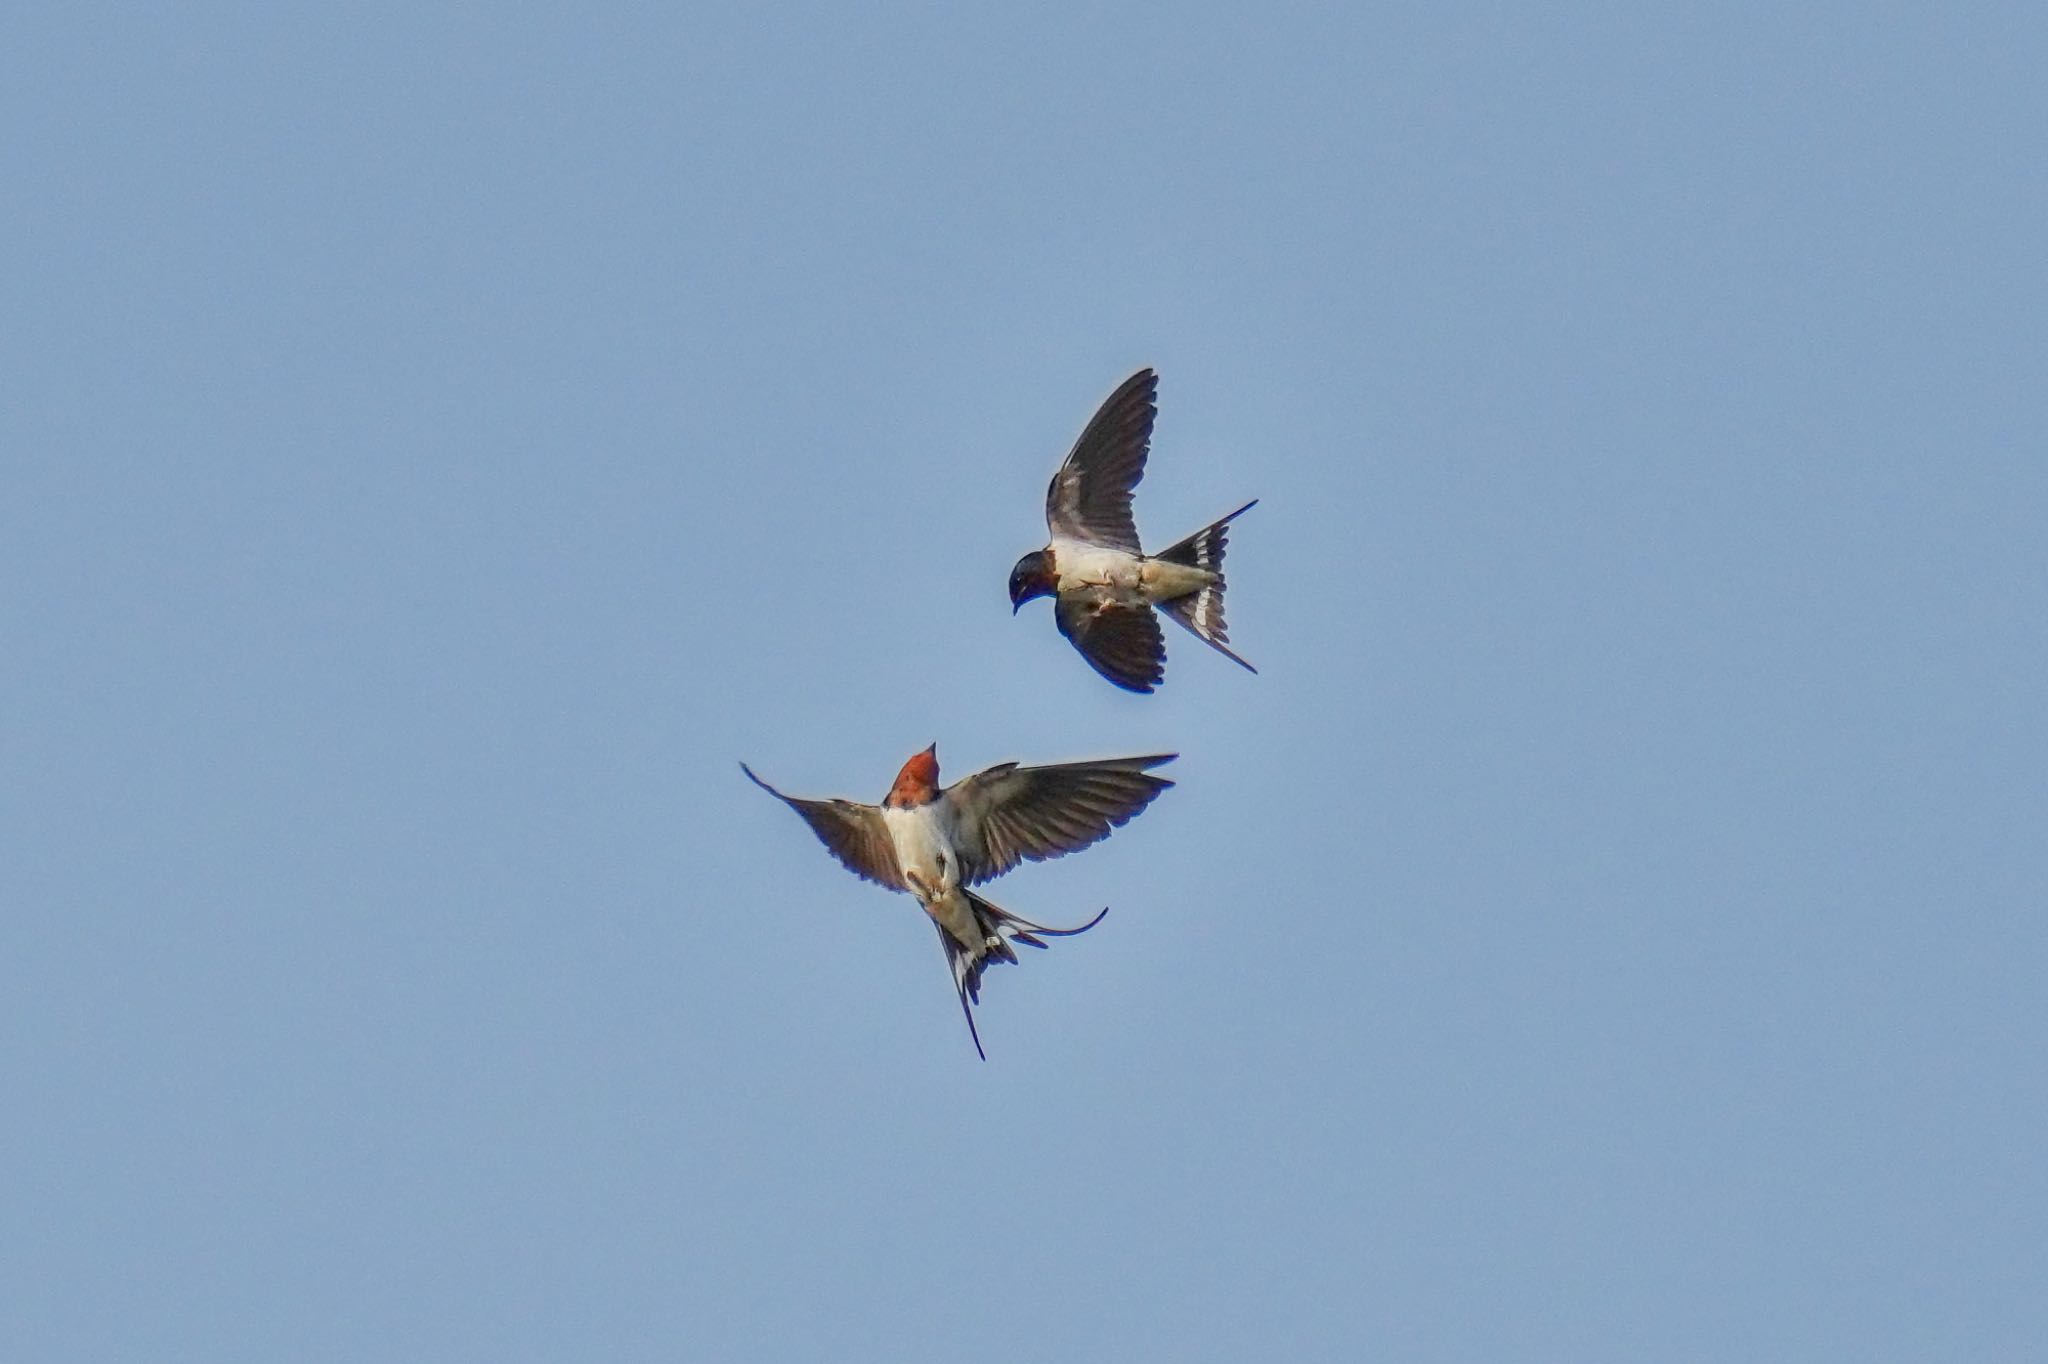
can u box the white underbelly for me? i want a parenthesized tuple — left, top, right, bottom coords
(1053, 539, 1144, 598)
(879, 803, 981, 946)
(881, 802, 957, 895)
(1052, 539, 1212, 605)
(1139, 558, 1215, 600)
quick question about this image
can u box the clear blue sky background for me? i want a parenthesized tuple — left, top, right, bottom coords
(5, 4, 2044, 1359)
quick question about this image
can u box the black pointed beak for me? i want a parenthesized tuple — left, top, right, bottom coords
(1012, 599, 1022, 615)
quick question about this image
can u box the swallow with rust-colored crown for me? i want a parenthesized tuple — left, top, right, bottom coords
(741, 745, 1174, 1059)
(1008, 368, 1257, 693)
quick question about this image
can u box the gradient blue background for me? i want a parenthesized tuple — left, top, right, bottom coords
(6, 4, 2044, 1359)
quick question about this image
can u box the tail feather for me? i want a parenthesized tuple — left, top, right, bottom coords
(1156, 499, 1256, 673)
(937, 890, 1109, 1061)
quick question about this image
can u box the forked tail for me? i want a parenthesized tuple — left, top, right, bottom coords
(1156, 499, 1257, 673)
(938, 889, 1110, 1061)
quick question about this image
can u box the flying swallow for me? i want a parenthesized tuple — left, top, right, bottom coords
(741, 745, 1174, 1059)
(1008, 368, 1257, 693)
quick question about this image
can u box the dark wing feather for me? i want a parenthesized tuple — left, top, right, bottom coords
(741, 763, 905, 891)
(947, 754, 1175, 885)
(1044, 368, 1155, 552)
(1055, 596, 1166, 693)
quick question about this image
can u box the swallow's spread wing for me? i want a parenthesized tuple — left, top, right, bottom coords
(1044, 368, 1155, 553)
(1055, 595, 1167, 693)
(946, 753, 1175, 885)
(741, 764, 906, 891)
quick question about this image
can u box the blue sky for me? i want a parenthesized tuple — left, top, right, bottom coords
(5, 4, 2044, 1359)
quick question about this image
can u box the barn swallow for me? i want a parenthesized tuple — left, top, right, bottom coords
(1008, 368, 1257, 692)
(741, 745, 1174, 1059)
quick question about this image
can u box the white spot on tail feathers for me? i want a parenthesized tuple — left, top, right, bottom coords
(1187, 582, 1227, 641)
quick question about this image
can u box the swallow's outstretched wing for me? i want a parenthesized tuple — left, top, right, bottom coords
(1055, 595, 1167, 693)
(945, 753, 1175, 886)
(939, 889, 1111, 1060)
(1044, 367, 1155, 553)
(741, 763, 906, 891)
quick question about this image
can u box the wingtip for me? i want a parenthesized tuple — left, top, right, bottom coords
(1106, 672, 1161, 695)
(738, 761, 779, 797)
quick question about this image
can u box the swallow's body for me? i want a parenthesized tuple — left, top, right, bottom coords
(742, 746, 1175, 1058)
(877, 796, 980, 953)
(1049, 535, 1217, 606)
(1010, 368, 1257, 693)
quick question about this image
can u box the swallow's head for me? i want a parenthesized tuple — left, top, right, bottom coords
(1008, 550, 1055, 614)
(885, 743, 940, 807)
